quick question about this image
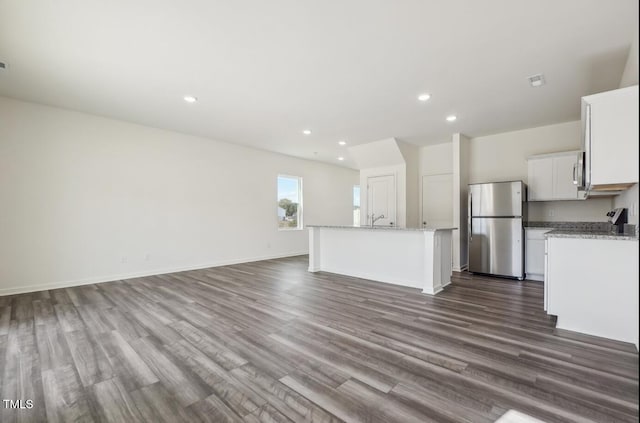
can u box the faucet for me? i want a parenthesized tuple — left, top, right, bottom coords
(370, 213, 385, 227)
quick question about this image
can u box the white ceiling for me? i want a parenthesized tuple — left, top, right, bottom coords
(0, 1, 637, 169)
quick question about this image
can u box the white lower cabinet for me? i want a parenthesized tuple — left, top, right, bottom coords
(546, 236, 639, 346)
(525, 228, 552, 282)
(544, 238, 549, 311)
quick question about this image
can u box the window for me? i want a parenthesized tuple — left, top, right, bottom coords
(353, 185, 360, 226)
(277, 175, 303, 230)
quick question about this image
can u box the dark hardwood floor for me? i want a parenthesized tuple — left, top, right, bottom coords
(1, 255, 638, 423)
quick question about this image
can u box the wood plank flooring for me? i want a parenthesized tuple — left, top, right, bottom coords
(1, 255, 638, 422)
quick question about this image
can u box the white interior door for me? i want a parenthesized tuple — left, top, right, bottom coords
(422, 174, 453, 227)
(367, 175, 396, 226)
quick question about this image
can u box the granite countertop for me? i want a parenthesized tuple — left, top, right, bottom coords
(526, 221, 614, 230)
(545, 230, 638, 241)
(525, 221, 638, 240)
(306, 225, 457, 232)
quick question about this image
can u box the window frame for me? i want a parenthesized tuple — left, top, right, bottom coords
(277, 174, 303, 231)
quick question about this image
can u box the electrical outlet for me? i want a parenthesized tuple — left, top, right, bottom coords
(144, 253, 150, 261)
(121, 256, 128, 263)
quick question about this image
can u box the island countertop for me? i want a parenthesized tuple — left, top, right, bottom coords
(306, 225, 457, 232)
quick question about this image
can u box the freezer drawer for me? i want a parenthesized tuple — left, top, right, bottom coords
(469, 217, 524, 279)
(469, 181, 524, 217)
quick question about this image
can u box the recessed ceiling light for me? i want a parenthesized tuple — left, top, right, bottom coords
(528, 74, 546, 87)
(337, 157, 345, 161)
(418, 93, 431, 102)
(446, 115, 457, 122)
(302, 129, 312, 135)
(338, 141, 347, 146)
(183, 95, 198, 103)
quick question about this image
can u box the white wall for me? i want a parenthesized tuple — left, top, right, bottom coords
(529, 198, 614, 222)
(0, 97, 358, 295)
(419, 142, 452, 176)
(468, 121, 612, 222)
(620, 28, 639, 88)
(348, 138, 405, 168)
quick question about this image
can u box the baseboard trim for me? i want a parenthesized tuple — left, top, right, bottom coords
(452, 264, 468, 272)
(555, 318, 637, 347)
(0, 251, 308, 296)
(422, 286, 443, 296)
(526, 273, 544, 282)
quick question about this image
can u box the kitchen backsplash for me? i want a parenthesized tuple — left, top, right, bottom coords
(528, 198, 614, 222)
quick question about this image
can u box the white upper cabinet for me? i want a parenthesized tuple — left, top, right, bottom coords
(527, 151, 580, 201)
(527, 158, 553, 201)
(582, 85, 639, 189)
(552, 154, 580, 199)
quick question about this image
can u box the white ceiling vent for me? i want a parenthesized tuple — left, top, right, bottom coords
(528, 73, 546, 87)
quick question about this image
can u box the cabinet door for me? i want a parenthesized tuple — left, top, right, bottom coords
(552, 155, 579, 200)
(544, 239, 548, 311)
(588, 86, 639, 186)
(526, 239, 545, 276)
(527, 158, 553, 201)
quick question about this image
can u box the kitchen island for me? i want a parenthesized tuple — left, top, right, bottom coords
(307, 225, 456, 295)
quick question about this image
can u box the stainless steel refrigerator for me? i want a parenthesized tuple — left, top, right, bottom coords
(468, 181, 527, 280)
